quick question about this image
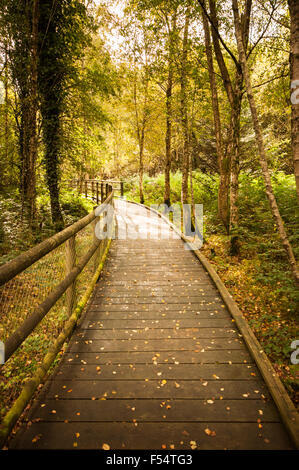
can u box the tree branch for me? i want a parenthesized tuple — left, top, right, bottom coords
(197, 0, 240, 69)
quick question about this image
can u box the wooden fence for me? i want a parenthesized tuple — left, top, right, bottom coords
(0, 186, 114, 446)
(70, 179, 124, 203)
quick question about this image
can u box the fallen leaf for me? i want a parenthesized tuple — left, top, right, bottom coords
(190, 440, 197, 450)
(204, 428, 216, 437)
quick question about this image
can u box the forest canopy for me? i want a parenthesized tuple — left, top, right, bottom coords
(0, 0, 298, 279)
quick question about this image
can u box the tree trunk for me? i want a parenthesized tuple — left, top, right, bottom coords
(133, 65, 149, 205)
(3, 47, 9, 190)
(202, 4, 230, 231)
(164, 72, 172, 207)
(27, 0, 39, 227)
(229, 79, 242, 233)
(203, 0, 252, 251)
(207, 0, 242, 237)
(42, 105, 64, 229)
(139, 126, 145, 205)
(288, 0, 299, 202)
(17, 0, 39, 227)
(38, 0, 64, 229)
(232, 0, 299, 287)
(189, 153, 196, 232)
(180, 10, 190, 221)
(164, 12, 177, 207)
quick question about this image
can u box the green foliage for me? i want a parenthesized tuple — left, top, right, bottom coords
(0, 189, 93, 263)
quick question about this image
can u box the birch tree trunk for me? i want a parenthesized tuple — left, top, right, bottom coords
(232, 0, 299, 287)
(288, 0, 299, 202)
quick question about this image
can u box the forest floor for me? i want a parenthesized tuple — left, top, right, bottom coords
(201, 235, 299, 408)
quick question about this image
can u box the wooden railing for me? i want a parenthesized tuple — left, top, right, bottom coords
(0, 186, 114, 446)
(70, 179, 124, 203)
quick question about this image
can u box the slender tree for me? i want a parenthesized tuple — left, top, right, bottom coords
(232, 0, 299, 287)
(198, 0, 252, 243)
(180, 7, 190, 216)
(133, 65, 149, 205)
(288, 0, 299, 202)
(201, 2, 229, 230)
(164, 10, 177, 207)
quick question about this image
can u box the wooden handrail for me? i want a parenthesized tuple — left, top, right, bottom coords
(0, 190, 113, 287)
(71, 179, 124, 201)
(4, 240, 100, 361)
(1, 188, 114, 361)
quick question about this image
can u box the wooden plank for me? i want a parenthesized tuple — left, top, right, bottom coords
(30, 398, 280, 423)
(95, 279, 214, 286)
(45, 378, 269, 400)
(61, 349, 253, 364)
(55, 363, 260, 380)
(10, 422, 293, 450)
(68, 338, 244, 353)
(88, 304, 228, 312)
(95, 295, 223, 303)
(84, 310, 230, 320)
(78, 327, 240, 340)
(79, 318, 236, 329)
(96, 286, 220, 295)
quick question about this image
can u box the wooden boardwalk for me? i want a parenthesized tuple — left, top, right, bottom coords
(10, 200, 294, 449)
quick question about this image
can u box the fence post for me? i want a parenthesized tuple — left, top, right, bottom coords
(96, 182, 99, 205)
(85, 180, 88, 198)
(93, 211, 101, 272)
(101, 182, 104, 203)
(121, 181, 124, 197)
(65, 236, 76, 316)
(106, 183, 109, 199)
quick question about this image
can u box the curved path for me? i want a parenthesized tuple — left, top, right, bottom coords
(9, 200, 294, 449)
